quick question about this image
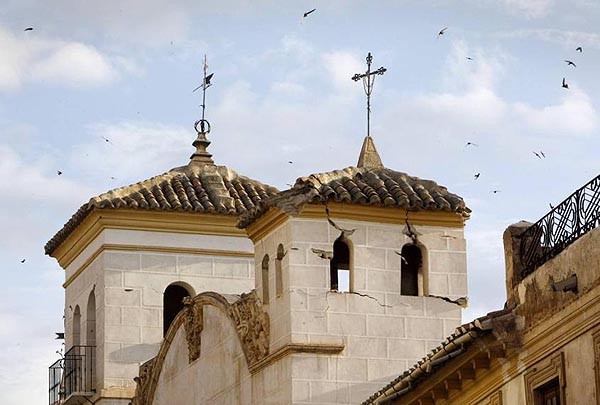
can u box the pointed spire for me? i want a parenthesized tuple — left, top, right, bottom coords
(357, 135, 383, 169)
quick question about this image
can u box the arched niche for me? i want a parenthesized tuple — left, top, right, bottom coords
(261, 255, 270, 304)
(275, 245, 284, 298)
(400, 243, 426, 296)
(73, 305, 81, 347)
(163, 283, 195, 337)
(330, 236, 352, 292)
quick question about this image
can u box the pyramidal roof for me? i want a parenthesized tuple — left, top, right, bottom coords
(238, 136, 470, 228)
(45, 132, 279, 255)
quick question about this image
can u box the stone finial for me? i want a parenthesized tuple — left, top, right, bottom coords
(357, 136, 383, 169)
(189, 129, 214, 165)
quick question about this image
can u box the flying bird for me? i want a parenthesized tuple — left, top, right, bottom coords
(466, 56, 474, 61)
(325, 206, 356, 237)
(533, 151, 542, 159)
(288, 161, 294, 164)
(491, 190, 502, 194)
(576, 46, 583, 53)
(550, 203, 555, 210)
(303, 8, 316, 18)
(101, 136, 112, 144)
(20, 259, 26, 263)
(24, 27, 33, 31)
(562, 77, 569, 89)
(474, 173, 480, 180)
(437, 27, 448, 38)
(311, 248, 333, 260)
(394, 250, 409, 265)
(564, 60, 576, 67)
(57, 170, 63, 176)
(465, 142, 479, 148)
(540, 151, 546, 158)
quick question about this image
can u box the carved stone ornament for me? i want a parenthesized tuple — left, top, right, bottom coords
(183, 296, 204, 363)
(227, 291, 270, 366)
(131, 357, 156, 405)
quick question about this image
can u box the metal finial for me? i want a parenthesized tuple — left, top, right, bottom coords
(190, 55, 215, 165)
(351, 52, 386, 138)
(193, 55, 213, 135)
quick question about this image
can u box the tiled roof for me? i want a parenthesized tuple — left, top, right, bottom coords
(362, 308, 514, 404)
(45, 163, 279, 255)
(239, 166, 470, 228)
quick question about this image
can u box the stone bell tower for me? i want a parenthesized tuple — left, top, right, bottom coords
(45, 124, 279, 404)
(239, 135, 471, 402)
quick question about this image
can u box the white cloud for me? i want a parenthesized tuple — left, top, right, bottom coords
(0, 26, 121, 90)
(514, 86, 597, 134)
(497, 0, 553, 18)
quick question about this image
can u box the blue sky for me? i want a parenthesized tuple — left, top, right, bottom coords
(2, 0, 600, 402)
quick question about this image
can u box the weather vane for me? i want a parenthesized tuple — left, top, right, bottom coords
(352, 52, 386, 138)
(193, 55, 214, 134)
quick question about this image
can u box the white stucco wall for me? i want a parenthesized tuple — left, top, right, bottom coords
(252, 215, 467, 404)
(63, 228, 256, 398)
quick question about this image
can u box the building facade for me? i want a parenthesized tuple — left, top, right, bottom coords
(365, 175, 600, 405)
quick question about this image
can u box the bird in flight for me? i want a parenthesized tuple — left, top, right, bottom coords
(540, 151, 546, 158)
(57, 170, 63, 175)
(562, 77, 569, 89)
(564, 60, 576, 67)
(491, 190, 501, 194)
(549, 203, 555, 210)
(394, 251, 409, 265)
(533, 151, 542, 159)
(101, 136, 112, 144)
(576, 46, 583, 53)
(438, 27, 448, 38)
(465, 142, 479, 148)
(466, 56, 474, 61)
(24, 27, 33, 31)
(20, 259, 26, 263)
(303, 8, 316, 18)
(474, 173, 480, 180)
(288, 161, 293, 164)
(311, 248, 333, 260)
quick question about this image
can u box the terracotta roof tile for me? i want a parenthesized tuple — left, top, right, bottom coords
(239, 166, 470, 228)
(45, 163, 279, 255)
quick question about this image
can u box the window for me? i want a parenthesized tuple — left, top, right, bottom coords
(276, 245, 284, 298)
(524, 352, 565, 405)
(330, 237, 351, 292)
(400, 243, 422, 296)
(72, 305, 81, 346)
(163, 284, 192, 336)
(262, 254, 270, 303)
(535, 378, 560, 405)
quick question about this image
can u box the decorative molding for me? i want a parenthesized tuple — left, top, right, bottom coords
(52, 208, 246, 268)
(300, 202, 466, 228)
(249, 342, 345, 374)
(246, 208, 289, 242)
(131, 357, 156, 405)
(524, 352, 565, 405)
(593, 328, 600, 403)
(227, 291, 270, 366)
(488, 390, 503, 405)
(183, 297, 204, 363)
(62, 243, 253, 288)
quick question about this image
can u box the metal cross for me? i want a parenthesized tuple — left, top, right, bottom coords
(351, 53, 386, 137)
(193, 55, 214, 134)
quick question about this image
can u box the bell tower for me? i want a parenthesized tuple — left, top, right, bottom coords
(240, 135, 470, 401)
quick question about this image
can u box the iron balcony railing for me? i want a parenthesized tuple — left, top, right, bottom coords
(48, 345, 96, 405)
(520, 174, 600, 278)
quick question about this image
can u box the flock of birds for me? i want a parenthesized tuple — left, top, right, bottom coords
(17, 12, 588, 263)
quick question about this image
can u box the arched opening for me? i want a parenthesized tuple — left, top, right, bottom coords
(401, 244, 422, 296)
(262, 254, 270, 304)
(330, 237, 351, 292)
(72, 305, 81, 347)
(275, 245, 284, 298)
(163, 284, 193, 337)
(86, 292, 96, 346)
(86, 291, 97, 391)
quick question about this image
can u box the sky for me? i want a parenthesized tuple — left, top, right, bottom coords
(2, 0, 600, 402)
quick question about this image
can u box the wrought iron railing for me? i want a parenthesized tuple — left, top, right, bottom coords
(49, 358, 63, 405)
(520, 174, 600, 278)
(48, 345, 96, 404)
